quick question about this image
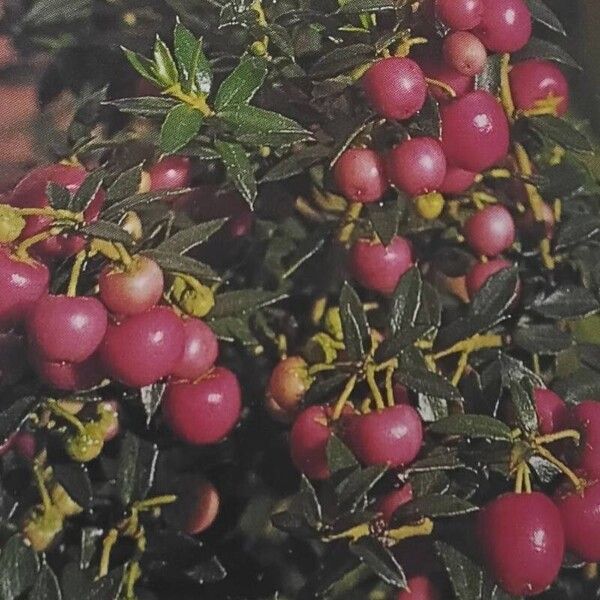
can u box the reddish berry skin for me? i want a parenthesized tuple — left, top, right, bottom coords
(572, 401, 600, 478)
(517, 201, 555, 242)
(418, 57, 473, 103)
(466, 258, 515, 299)
(334, 149, 388, 204)
(441, 91, 510, 172)
(376, 483, 414, 524)
(350, 236, 413, 296)
(443, 32, 487, 77)
(12, 432, 36, 461)
(162, 367, 242, 445)
(464, 205, 516, 257)
(290, 405, 332, 481)
(510, 60, 569, 117)
(439, 166, 477, 194)
(474, 0, 532, 53)
(31, 352, 104, 392)
(397, 575, 441, 600)
(477, 492, 565, 596)
(100, 307, 185, 388)
(554, 480, 600, 562)
(0, 250, 49, 330)
(266, 356, 311, 424)
(171, 318, 219, 381)
(362, 58, 427, 121)
(148, 156, 192, 191)
(435, 0, 483, 30)
(28, 295, 108, 363)
(387, 138, 447, 197)
(344, 405, 423, 468)
(98, 256, 164, 317)
(533, 388, 569, 435)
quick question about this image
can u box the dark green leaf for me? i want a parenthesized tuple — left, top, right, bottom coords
(524, 0, 566, 35)
(105, 96, 179, 117)
(397, 351, 461, 402)
(389, 267, 423, 336)
(106, 165, 143, 203)
(429, 414, 512, 441)
(299, 476, 322, 526)
(53, 463, 93, 509)
(79, 221, 134, 245)
(338, 0, 407, 13)
(513, 324, 572, 354)
(554, 367, 600, 405)
(470, 264, 519, 326)
(210, 289, 287, 319)
(103, 190, 190, 220)
(435, 541, 483, 600)
(309, 44, 373, 78)
(336, 465, 386, 510)
(514, 37, 581, 70)
(87, 566, 125, 600)
(367, 195, 406, 246)
(509, 378, 538, 434)
(261, 145, 331, 182)
(141, 250, 219, 281)
(214, 140, 257, 206)
(339, 282, 370, 361)
(0, 396, 38, 445)
(408, 94, 441, 139)
(116, 432, 158, 506)
(326, 434, 359, 474)
(30, 564, 61, 600)
(174, 21, 210, 94)
(555, 216, 600, 249)
(393, 494, 477, 524)
(214, 56, 268, 110)
(121, 48, 161, 85)
(46, 183, 72, 210)
(80, 528, 103, 570)
(349, 537, 407, 589)
(0, 535, 39, 600)
(209, 316, 259, 347)
(71, 170, 105, 213)
(475, 54, 502, 94)
(157, 219, 227, 254)
(160, 104, 204, 154)
(140, 383, 166, 427)
(153, 36, 179, 85)
(528, 116, 592, 152)
(530, 286, 600, 319)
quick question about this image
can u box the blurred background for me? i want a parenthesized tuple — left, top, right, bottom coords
(0, 0, 598, 191)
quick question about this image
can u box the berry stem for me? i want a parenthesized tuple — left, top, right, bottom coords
(113, 242, 134, 268)
(47, 400, 86, 435)
(534, 443, 585, 492)
(16, 227, 62, 261)
(162, 82, 214, 117)
(33, 463, 52, 511)
(338, 202, 363, 244)
(424, 77, 456, 98)
(133, 495, 177, 512)
(366, 364, 386, 410)
(387, 518, 434, 544)
(500, 53, 516, 121)
(98, 528, 119, 578)
(535, 429, 581, 446)
(332, 374, 358, 420)
(67, 250, 87, 297)
(124, 561, 142, 599)
(324, 522, 371, 543)
(385, 365, 395, 407)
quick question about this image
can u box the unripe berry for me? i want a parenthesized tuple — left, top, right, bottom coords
(333, 148, 388, 204)
(533, 388, 569, 435)
(387, 138, 447, 197)
(463, 205, 516, 257)
(443, 31, 487, 77)
(266, 356, 312, 424)
(474, 0, 532, 53)
(435, 0, 483, 31)
(0, 205, 25, 243)
(416, 193, 445, 220)
(349, 236, 413, 296)
(572, 401, 600, 478)
(362, 57, 427, 120)
(290, 405, 333, 481)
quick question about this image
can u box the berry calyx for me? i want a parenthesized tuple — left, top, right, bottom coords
(100, 306, 185, 388)
(554, 479, 600, 562)
(148, 156, 192, 191)
(376, 483, 414, 524)
(266, 356, 312, 423)
(533, 388, 569, 435)
(465, 258, 515, 299)
(362, 57, 427, 121)
(22, 504, 64, 552)
(474, 0, 532, 53)
(349, 236, 414, 296)
(387, 137, 447, 197)
(463, 205, 516, 257)
(162, 367, 242, 445)
(442, 31, 487, 77)
(572, 400, 600, 478)
(477, 492, 565, 596)
(397, 575, 441, 600)
(27, 295, 108, 364)
(509, 59, 569, 117)
(344, 405, 423, 468)
(333, 148, 388, 204)
(171, 317, 219, 381)
(98, 255, 164, 316)
(290, 405, 333, 481)
(435, 0, 483, 31)
(441, 91, 510, 172)
(416, 192, 445, 220)
(65, 422, 105, 462)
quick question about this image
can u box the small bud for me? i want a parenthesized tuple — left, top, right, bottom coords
(0, 206, 26, 243)
(171, 275, 215, 318)
(65, 423, 105, 463)
(324, 307, 343, 341)
(416, 192, 445, 221)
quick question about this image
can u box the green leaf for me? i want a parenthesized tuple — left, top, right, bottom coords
(513, 325, 572, 355)
(214, 56, 268, 111)
(338, 0, 406, 13)
(349, 537, 407, 589)
(530, 286, 600, 319)
(214, 140, 257, 206)
(393, 494, 477, 524)
(121, 48, 161, 85)
(339, 282, 370, 361)
(389, 267, 423, 336)
(509, 378, 538, 434)
(0, 535, 39, 600)
(153, 36, 179, 86)
(219, 105, 311, 146)
(514, 37, 581, 70)
(326, 434, 359, 474)
(524, 0, 566, 35)
(174, 20, 211, 94)
(475, 54, 502, 94)
(210, 289, 287, 319)
(367, 195, 406, 246)
(299, 476, 322, 526)
(435, 541, 483, 600)
(429, 414, 512, 441)
(71, 170, 105, 212)
(0, 396, 38, 445)
(87, 567, 125, 600)
(79, 221, 134, 246)
(470, 264, 519, 327)
(528, 116, 593, 152)
(103, 190, 191, 219)
(53, 463, 93, 509)
(555, 215, 600, 249)
(30, 564, 62, 600)
(140, 383, 166, 427)
(209, 316, 260, 347)
(46, 182, 72, 210)
(156, 219, 227, 254)
(407, 94, 441, 139)
(261, 145, 331, 183)
(105, 96, 178, 117)
(309, 44, 373, 78)
(116, 432, 158, 506)
(106, 164, 143, 203)
(160, 104, 204, 154)
(141, 250, 219, 281)
(336, 465, 387, 510)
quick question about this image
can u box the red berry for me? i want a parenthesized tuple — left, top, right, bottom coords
(349, 236, 413, 296)
(418, 57, 473, 103)
(397, 575, 441, 600)
(100, 306, 185, 388)
(162, 366, 242, 445)
(443, 31, 487, 77)
(334, 148, 388, 204)
(12, 432, 36, 460)
(148, 156, 192, 191)
(344, 405, 423, 468)
(290, 405, 332, 481)
(474, 0, 532, 53)
(477, 492, 564, 596)
(266, 356, 311, 424)
(376, 483, 414, 524)
(27, 295, 108, 363)
(464, 205, 515, 257)
(435, 0, 483, 30)
(439, 166, 477, 194)
(533, 388, 569, 435)
(554, 479, 600, 562)
(441, 91, 510, 172)
(98, 256, 164, 316)
(510, 59, 569, 117)
(163, 475, 220, 535)
(517, 201, 555, 242)
(0, 250, 49, 330)
(572, 401, 600, 478)
(362, 58, 427, 120)
(387, 138, 447, 197)
(171, 318, 219, 381)
(465, 258, 515, 299)
(31, 352, 104, 392)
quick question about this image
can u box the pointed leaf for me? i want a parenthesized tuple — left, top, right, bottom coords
(157, 219, 227, 254)
(429, 415, 512, 441)
(350, 537, 407, 589)
(160, 104, 204, 154)
(214, 56, 268, 110)
(339, 282, 369, 361)
(214, 140, 257, 206)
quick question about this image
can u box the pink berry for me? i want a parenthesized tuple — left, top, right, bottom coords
(465, 258, 515, 299)
(290, 405, 332, 481)
(334, 148, 388, 204)
(443, 31, 487, 77)
(148, 156, 192, 191)
(171, 318, 219, 381)
(474, 0, 532, 53)
(435, 0, 483, 30)
(439, 166, 477, 194)
(464, 205, 516, 257)
(397, 575, 441, 600)
(533, 388, 569, 435)
(376, 483, 414, 524)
